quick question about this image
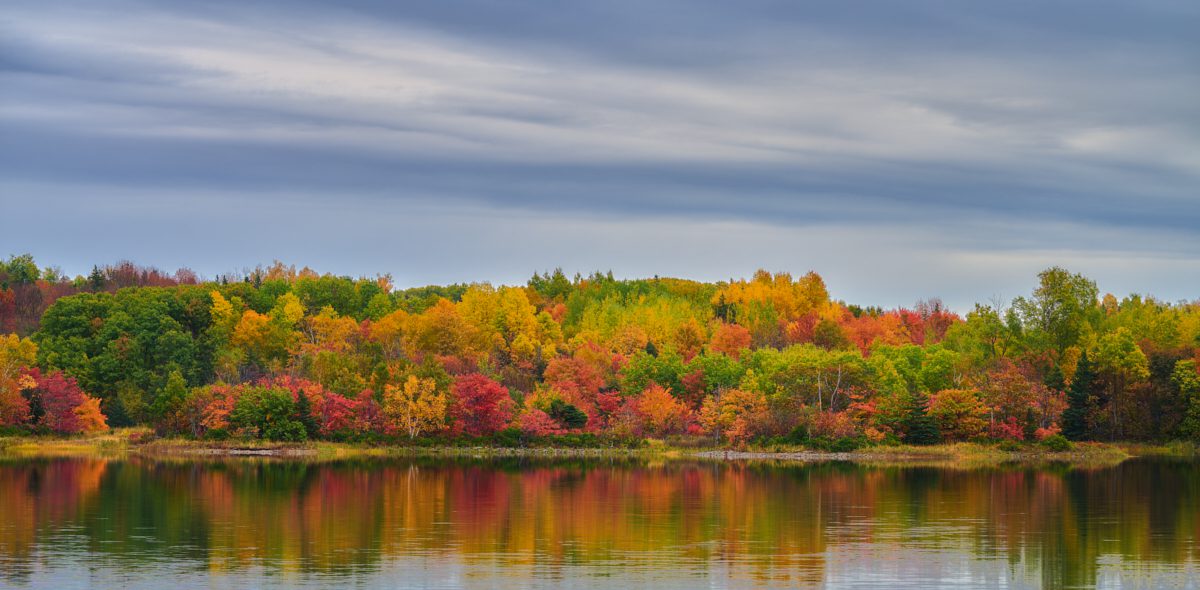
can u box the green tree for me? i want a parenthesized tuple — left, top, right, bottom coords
(150, 370, 188, 434)
(1093, 327, 1149, 440)
(1062, 352, 1095, 441)
(229, 387, 306, 441)
(1013, 267, 1098, 352)
(548, 399, 588, 429)
(902, 392, 940, 445)
(1172, 360, 1200, 440)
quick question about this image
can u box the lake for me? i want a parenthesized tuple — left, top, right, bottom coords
(0, 456, 1196, 589)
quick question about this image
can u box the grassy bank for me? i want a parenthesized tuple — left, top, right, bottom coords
(4, 429, 1188, 467)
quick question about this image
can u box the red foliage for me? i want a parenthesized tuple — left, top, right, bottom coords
(518, 408, 564, 436)
(544, 357, 605, 405)
(594, 390, 624, 427)
(317, 391, 360, 435)
(810, 411, 859, 439)
(353, 389, 383, 433)
(989, 416, 1025, 441)
(449, 373, 514, 436)
(680, 369, 707, 409)
(437, 354, 478, 376)
(784, 313, 819, 345)
(1034, 425, 1062, 440)
(26, 368, 93, 434)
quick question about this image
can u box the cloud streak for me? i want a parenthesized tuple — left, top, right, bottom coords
(1, 0, 1197, 306)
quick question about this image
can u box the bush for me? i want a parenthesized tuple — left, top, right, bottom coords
(806, 435, 868, 452)
(204, 428, 230, 441)
(1040, 434, 1072, 452)
(493, 427, 525, 447)
(997, 439, 1024, 452)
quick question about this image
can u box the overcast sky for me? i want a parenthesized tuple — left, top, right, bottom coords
(1, 0, 1197, 310)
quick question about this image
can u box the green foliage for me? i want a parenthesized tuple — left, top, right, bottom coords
(1062, 353, 1094, 441)
(1174, 360, 1200, 440)
(229, 387, 307, 441)
(547, 399, 588, 429)
(619, 351, 685, 396)
(1012, 267, 1099, 352)
(1040, 434, 1073, 452)
(902, 392, 941, 445)
(150, 369, 189, 434)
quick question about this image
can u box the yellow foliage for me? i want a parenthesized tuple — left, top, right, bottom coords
(210, 291, 234, 324)
(304, 307, 359, 354)
(369, 309, 409, 358)
(232, 310, 270, 349)
(0, 334, 37, 380)
(382, 376, 447, 438)
(714, 270, 830, 324)
(274, 293, 306, 326)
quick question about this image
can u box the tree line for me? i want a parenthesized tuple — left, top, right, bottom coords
(1, 255, 1198, 446)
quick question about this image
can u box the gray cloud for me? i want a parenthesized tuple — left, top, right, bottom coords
(1, 0, 1197, 306)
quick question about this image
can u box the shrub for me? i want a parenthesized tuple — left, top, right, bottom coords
(1040, 434, 1072, 452)
(806, 435, 868, 452)
(494, 427, 525, 447)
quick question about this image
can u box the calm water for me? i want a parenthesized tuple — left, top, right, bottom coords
(0, 456, 1197, 590)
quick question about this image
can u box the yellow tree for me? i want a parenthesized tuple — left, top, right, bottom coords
(0, 335, 37, 426)
(407, 299, 477, 359)
(368, 308, 409, 359)
(383, 376, 447, 438)
(301, 306, 359, 355)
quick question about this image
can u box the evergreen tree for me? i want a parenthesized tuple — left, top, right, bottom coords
(1062, 352, 1094, 441)
(903, 392, 940, 445)
(296, 389, 319, 439)
(88, 265, 107, 292)
(548, 399, 588, 430)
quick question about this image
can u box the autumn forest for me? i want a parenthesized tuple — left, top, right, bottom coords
(1, 255, 1198, 449)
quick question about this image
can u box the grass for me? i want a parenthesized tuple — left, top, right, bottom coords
(1117, 441, 1197, 457)
(1, 429, 1170, 468)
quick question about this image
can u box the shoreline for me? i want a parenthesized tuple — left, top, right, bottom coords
(2, 432, 1183, 466)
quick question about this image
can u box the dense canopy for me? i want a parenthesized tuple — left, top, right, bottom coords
(2, 255, 1198, 446)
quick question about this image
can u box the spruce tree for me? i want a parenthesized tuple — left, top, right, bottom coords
(903, 392, 941, 445)
(1061, 352, 1094, 441)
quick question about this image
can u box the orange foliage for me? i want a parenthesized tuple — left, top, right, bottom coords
(710, 323, 751, 359)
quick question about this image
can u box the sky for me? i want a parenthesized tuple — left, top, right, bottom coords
(1, 0, 1197, 311)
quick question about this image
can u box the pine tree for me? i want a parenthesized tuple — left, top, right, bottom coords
(903, 392, 940, 445)
(1062, 352, 1094, 441)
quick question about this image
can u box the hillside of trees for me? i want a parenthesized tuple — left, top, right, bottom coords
(2, 254, 1198, 447)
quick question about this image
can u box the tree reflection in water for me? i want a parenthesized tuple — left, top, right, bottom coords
(0, 457, 1196, 589)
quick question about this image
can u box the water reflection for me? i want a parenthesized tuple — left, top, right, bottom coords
(0, 457, 1196, 589)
